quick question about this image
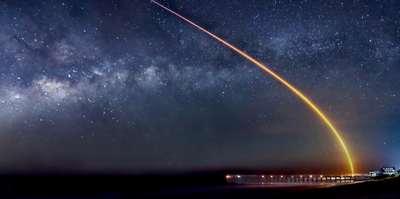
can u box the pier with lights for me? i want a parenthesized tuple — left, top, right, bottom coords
(225, 174, 371, 184)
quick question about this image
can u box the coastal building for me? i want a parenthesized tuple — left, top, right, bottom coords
(380, 166, 396, 176)
(368, 170, 379, 177)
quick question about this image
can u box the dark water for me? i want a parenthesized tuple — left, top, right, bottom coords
(138, 183, 339, 197)
(3, 184, 333, 199)
(0, 182, 342, 199)
(22, 183, 396, 199)
(0, 175, 398, 199)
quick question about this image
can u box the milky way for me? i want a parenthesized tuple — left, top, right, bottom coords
(0, 0, 399, 174)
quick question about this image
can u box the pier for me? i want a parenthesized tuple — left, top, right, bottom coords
(225, 174, 371, 184)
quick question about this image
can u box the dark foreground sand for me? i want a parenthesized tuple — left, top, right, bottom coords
(0, 174, 398, 198)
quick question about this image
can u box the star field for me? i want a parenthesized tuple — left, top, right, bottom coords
(0, 0, 399, 174)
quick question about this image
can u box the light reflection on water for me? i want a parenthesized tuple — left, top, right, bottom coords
(226, 183, 339, 188)
(220, 182, 350, 190)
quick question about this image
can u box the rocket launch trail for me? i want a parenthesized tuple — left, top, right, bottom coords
(151, 1, 354, 175)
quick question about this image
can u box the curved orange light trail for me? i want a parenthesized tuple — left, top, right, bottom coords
(151, 0, 354, 175)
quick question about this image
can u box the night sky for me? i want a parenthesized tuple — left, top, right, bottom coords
(0, 0, 399, 175)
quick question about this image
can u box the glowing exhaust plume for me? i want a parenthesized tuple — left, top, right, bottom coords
(151, 0, 354, 175)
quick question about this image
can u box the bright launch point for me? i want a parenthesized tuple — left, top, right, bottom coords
(151, 0, 354, 174)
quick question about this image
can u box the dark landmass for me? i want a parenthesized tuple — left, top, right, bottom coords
(0, 172, 398, 198)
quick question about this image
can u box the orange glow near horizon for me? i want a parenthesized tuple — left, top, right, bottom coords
(151, 0, 354, 175)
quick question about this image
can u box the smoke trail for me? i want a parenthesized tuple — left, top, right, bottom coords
(151, 1, 354, 175)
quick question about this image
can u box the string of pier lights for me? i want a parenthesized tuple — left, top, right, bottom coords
(227, 174, 329, 178)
